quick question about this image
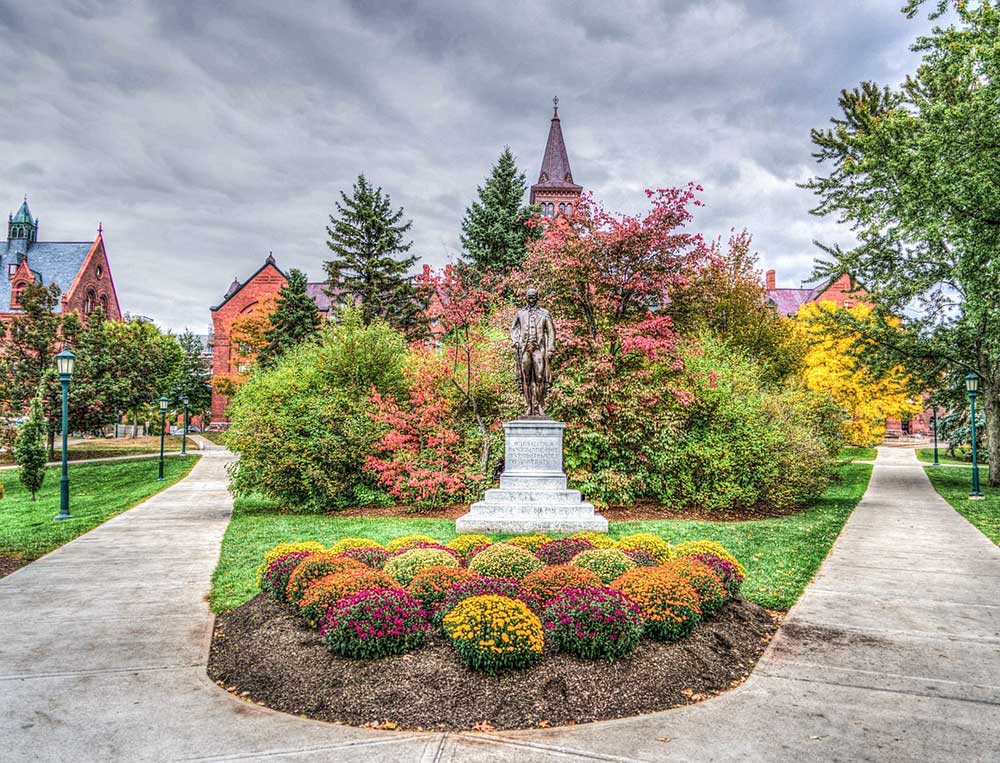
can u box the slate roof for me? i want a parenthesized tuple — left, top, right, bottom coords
(306, 283, 334, 312)
(1, 240, 94, 313)
(531, 103, 582, 197)
(11, 198, 33, 224)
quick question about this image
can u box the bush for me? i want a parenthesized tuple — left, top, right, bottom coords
(615, 532, 674, 562)
(536, 537, 595, 566)
(15, 391, 47, 500)
(286, 554, 365, 605)
(570, 531, 617, 549)
(505, 533, 552, 552)
(571, 548, 637, 584)
(443, 595, 544, 673)
(298, 568, 398, 627)
(321, 588, 430, 659)
(260, 551, 314, 601)
(328, 536, 384, 555)
(391, 541, 459, 558)
(468, 543, 544, 580)
(385, 534, 441, 554)
(383, 548, 459, 586)
(665, 558, 727, 616)
(226, 310, 408, 511)
(612, 568, 702, 641)
(688, 552, 745, 598)
(621, 547, 659, 567)
(445, 534, 494, 560)
(674, 540, 746, 576)
(542, 586, 645, 660)
(522, 564, 602, 605)
(337, 546, 390, 570)
(256, 541, 327, 588)
(407, 566, 474, 611)
(433, 577, 541, 625)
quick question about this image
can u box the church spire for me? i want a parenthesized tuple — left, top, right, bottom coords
(529, 97, 582, 214)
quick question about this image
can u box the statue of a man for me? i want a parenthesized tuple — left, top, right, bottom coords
(510, 288, 556, 417)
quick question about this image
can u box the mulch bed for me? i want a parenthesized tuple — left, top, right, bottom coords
(0, 555, 27, 579)
(208, 594, 778, 731)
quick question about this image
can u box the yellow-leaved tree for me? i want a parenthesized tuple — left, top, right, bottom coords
(797, 301, 922, 446)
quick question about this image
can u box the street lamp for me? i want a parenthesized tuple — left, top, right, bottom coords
(931, 405, 940, 467)
(158, 396, 169, 481)
(54, 348, 76, 521)
(180, 395, 189, 456)
(965, 373, 983, 499)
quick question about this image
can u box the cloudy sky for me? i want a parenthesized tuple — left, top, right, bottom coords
(0, 1, 937, 333)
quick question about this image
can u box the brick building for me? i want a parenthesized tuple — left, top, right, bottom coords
(1, 198, 121, 322)
(209, 254, 331, 422)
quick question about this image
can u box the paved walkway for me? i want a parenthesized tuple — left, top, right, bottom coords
(1, 447, 997, 761)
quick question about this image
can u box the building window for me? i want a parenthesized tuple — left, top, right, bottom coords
(99, 294, 108, 312)
(85, 288, 96, 315)
(11, 281, 27, 308)
(96, 265, 103, 278)
(558, 203, 566, 214)
(548, 203, 555, 217)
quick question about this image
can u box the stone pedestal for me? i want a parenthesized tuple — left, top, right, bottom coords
(456, 418, 608, 534)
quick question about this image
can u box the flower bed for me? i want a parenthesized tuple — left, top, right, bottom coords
(210, 531, 773, 728)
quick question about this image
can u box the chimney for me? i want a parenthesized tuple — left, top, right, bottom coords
(765, 269, 776, 290)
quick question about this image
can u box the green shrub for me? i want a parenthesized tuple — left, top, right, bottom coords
(225, 309, 407, 511)
(468, 542, 544, 580)
(15, 391, 47, 500)
(571, 548, 636, 584)
(383, 548, 458, 586)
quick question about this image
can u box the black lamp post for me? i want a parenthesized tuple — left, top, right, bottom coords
(931, 405, 940, 467)
(158, 396, 169, 481)
(965, 373, 982, 499)
(180, 395, 189, 456)
(54, 348, 75, 521)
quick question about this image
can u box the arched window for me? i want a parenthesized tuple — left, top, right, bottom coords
(96, 265, 103, 278)
(85, 288, 96, 315)
(547, 203, 555, 217)
(566, 203, 573, 215)
(11, 281, 27, 308)
(558, 203, 566, 214)
(99, 294, 109, 312)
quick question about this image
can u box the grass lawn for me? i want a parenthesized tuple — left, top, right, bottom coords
(838, 446, 877, 462)
(925, 466, 999, 546)
(916, 447, 987, 466)
(0, 455, 199, 562)
(211, 462, 872, 614)
(199, 431, 228, 445)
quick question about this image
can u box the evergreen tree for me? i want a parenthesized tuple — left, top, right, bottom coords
(172, 331, 213, 415)
(15, 389, 47, 500)
(460, 147, 541, 273)
(324, 174, 421, 333)
(258, 269, 321, 367)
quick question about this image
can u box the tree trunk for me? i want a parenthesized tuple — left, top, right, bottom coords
(985, 384, 999, 488)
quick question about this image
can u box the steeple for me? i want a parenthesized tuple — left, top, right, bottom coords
(7, 196, 38, 254)
(530, 97, 582, 216)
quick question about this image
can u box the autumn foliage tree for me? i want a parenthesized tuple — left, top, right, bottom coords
(798, 302, 923, 445)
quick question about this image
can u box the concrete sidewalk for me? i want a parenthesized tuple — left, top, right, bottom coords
(1, 447, 998, 761)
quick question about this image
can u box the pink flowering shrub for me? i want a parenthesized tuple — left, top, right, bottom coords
(337, 547, 390, 570)
(542, 586, 645, 660)
(320, 588, 430, 659)
(688, 552, 744, 598)
(535, 537, 595, 566)
(433, 577, 541, 625)
(261, 551, 313, 602)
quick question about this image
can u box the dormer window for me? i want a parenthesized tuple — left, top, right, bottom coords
(11, 280, 27, 308)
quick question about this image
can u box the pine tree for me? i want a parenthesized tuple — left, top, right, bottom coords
(460, 147, 541, 274)
(258, 269, 321, 367)
(325, 175, 421, 333)
(172, 331, 213, 414)
(15, 389, 48, 500)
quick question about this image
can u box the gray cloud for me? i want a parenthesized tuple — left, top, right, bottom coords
(0, 0, 939, 331)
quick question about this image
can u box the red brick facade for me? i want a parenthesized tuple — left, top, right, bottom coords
(60, 234, 122, 321)
(209, 258, 288, 422)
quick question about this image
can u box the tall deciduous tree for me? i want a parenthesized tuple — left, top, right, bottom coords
(325, 175, 421, 334)
(258, 269, 321, 368)
(15, 389, 47, 500)
(802, 1, 1000, 483)
(0, 282, 62, 413)
(105, 320, 184, 426)
(172, 331, 213, 416)
(460, 147, 541, 274)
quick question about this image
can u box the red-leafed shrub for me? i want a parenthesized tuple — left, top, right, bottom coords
(535, 537, 595, 566)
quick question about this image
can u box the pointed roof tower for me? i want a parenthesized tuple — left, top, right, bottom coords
(530, 97, 583, 209)
(7, 196, 38, 252)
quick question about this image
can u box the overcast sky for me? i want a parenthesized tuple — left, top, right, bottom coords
(0, 1, 937, 333)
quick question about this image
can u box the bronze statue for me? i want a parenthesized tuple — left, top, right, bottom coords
(510, 288, 556, 417)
